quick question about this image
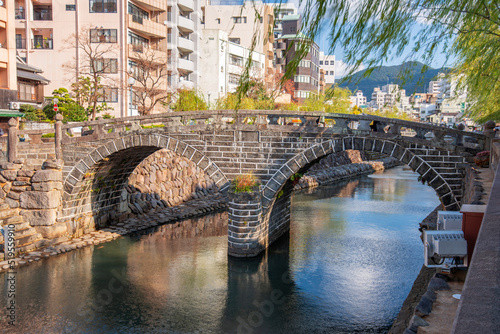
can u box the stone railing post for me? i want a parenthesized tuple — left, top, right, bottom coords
(483, 120, 496, 151)
(54, 113, 63, 160)
(7, 118, 18, 162)
(456, 123, 465, 146)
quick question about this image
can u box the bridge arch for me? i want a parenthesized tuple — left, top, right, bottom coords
(61, 133, 229, 223)
(262, 136, 461, 212)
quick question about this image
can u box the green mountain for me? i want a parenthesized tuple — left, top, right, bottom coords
(338, 61, 448, 101)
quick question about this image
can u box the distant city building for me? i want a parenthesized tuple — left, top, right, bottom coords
(199, 29, 265, 104)
(270, 2, 297, 39)
(274, 14, 320, 102)
(350, 90, 366, 107)
(319, 52, 335, 87)
(370, 84, 408, 109)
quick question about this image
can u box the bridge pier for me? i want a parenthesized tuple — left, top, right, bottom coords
(228, 184, 293, 257)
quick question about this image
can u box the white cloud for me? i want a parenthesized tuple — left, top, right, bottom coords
(335, 60, 365, 79)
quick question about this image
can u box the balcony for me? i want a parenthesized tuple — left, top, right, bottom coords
(15, 8, 25, 19)
(177, 36, 194, 53)
(33, 6, 52, 21)
(177, 58, 194, 72)
(128, 44, 167, 63)
(32, 38, 53, 49)
(177, 16, 194, 32)
(178, 0, 194, 12)
(0, 6, 5, 24)
(128, 14, 166, 38)
(131, 0, 166, 12)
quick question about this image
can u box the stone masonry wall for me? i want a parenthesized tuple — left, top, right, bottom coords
(127, 149, 218, 210)
(0, 158, 65, 255)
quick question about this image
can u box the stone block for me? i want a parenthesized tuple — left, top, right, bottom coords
(42, 159, 64, 170)
(1, 170, 17, 181)
(32, 182, 63, 191)
(5, 198, 19, 208)
(22, 209, 58, 226)
(17, 170, 34, 178)
(20, 190, 61, 209)
(31, 170, 62, 183)
(0, 163, 22, 170)
(35, 222, 67, 239)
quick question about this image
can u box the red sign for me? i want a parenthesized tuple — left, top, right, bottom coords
(53, 104, 58, 112)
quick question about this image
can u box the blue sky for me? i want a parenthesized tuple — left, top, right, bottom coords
(274, 0, 456, 78)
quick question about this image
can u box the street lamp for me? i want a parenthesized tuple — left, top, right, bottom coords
(128, 77, 135, 116)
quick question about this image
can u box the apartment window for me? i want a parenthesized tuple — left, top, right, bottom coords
(128, 32, 148, 48)
(330, 71, 334, 75)
(290, 26, 296, 32)
(299, 60, 311, 68)
(216, 18, 220, 24)
(232, 16, 247, 24)
(90, 0, 117, 13)
(92, 58, 118, 73)
(296, 90, 310, 99)
(229, 74, 240, 85)
(230, 55, 243, 66)
(90, 29, 117, 43)
(128, 3, 149, 23)
(18, 82, 36, 101)
(229, 38, 240, 45)
(319, 61, 323, 65)
(66, 4, 76, 11)
(324, 61, 329, 65)
(259, 17, 263, 23)
(97, 87, 118, 102)
(294, 75, 311, 83)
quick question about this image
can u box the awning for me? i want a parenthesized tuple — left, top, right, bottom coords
(0, 110, 25, 118)
(17, 69, 50, 84)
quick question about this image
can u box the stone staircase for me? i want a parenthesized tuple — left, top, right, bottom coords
(0, 206, 43, 257)
(408, 148, 469, 204)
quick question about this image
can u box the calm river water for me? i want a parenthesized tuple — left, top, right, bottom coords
(1, 166, 439, 333)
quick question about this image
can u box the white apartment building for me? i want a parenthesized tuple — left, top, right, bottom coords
(199, 29, 265, 104)
(14, 0, 170, 117)
(202, 0, 274, 79)
(371, 84, 408, 109)
(319, 51, 335, 87)
(167, 0, 202, 91)
(350, 90, 366, 107)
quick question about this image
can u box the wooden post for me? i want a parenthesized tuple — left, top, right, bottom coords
(7, 118, 18, 162)
(55, 113, 63, 160)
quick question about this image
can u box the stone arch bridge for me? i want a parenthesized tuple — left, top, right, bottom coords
(1, 110, 490, 256)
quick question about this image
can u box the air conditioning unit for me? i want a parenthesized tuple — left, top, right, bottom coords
(437, 211, 463, 231)
(9, 102, 20, 110)
(423, 230, 467, 268)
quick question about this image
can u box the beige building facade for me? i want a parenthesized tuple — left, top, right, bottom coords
(13, 0, 169, 117)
